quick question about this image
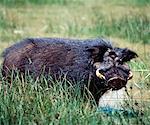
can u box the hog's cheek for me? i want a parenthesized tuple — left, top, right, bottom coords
(93, 62, 101, 69)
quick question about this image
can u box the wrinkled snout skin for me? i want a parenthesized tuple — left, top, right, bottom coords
(2, 38, 138, 104)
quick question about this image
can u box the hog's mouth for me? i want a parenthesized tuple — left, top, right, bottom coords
(96, 67, 133, 90)
(107, 77, 126, 90)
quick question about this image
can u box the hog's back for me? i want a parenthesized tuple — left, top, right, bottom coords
(2, 38, 111, 81)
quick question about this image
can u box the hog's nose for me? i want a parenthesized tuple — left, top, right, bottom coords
(107, 77, 127, 90)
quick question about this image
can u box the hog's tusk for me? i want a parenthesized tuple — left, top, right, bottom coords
(96, 69, 106, 80)
(128, 71, 133, 80)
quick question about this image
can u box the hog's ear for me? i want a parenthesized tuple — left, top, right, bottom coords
(120, 48, 138, 62)
(86, 46, 109, 62)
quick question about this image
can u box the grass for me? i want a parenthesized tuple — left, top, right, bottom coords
(0, 0, 150, 124)
(0, 0, 150, 43)
(0, 73, 149, 125)
(0, 0, 83, 6)
(91, 14, 150, 43)
(0, 0, 149, 6)
(101, 0, 150, 6)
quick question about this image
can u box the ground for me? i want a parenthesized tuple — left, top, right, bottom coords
(0, 0, 150, 124)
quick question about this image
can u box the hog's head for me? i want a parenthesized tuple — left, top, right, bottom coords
(88, 45, 138, 90)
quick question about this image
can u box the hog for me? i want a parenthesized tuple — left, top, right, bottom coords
(2, 38, 138, 103)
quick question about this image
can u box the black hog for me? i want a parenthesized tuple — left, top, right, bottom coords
(2, 38, 138, 103)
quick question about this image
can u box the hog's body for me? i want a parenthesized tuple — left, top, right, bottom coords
(2, 38, 111, 81)
(2, 38, 137, 103)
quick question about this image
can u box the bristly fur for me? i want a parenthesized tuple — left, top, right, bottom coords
(1, 37, 137, 104)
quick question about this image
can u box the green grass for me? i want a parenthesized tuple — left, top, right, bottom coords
(0, 71, 149, 125)
(0, 1, 149, 43)
(0, 0, 149, 6)
(101, 0, 150, 6)
(0, 0, 150, 124)
(0, 14, 9, 30)
(0, 0, 83, 7)
(91, 15, 150, 44)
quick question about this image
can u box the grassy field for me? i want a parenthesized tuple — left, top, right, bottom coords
(0, 0, 150, 124)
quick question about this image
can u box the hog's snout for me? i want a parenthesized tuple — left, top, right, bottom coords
(96, 66, 132, 90)
(95, 47, 136, 90)
(107, 77, 126, 90)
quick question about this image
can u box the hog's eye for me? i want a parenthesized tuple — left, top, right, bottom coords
(119, 59, 124, 64)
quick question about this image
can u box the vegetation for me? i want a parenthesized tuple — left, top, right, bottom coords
(0, 0, 150, 124)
